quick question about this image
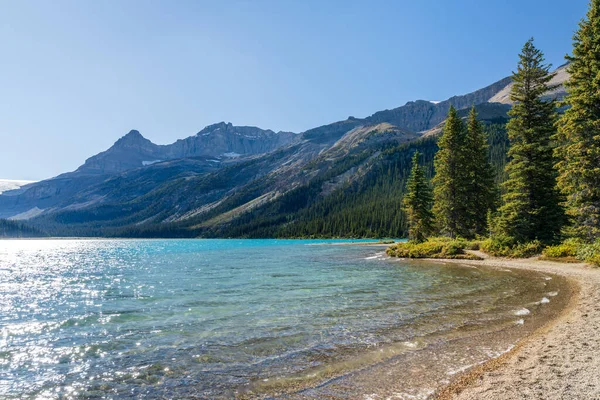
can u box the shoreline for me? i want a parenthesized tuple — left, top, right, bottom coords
(428, 256, 599, 400)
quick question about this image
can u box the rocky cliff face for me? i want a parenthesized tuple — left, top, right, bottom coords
(76, 123, 298, 175)
(488, 63, 569, 104)
(366, 76, 513, 132)
(76, 130, 163, 174)
(164, 122, 297, 160)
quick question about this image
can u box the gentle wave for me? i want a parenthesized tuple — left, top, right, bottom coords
(514, 308, 531, 316)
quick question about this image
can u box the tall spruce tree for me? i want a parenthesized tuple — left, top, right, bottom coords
(404, 151, 434, 242)
(555, 0, 600, 241)
(465, 106, 498, 236)
(433, 106, 470, 238)
(495, 39, 564, 243)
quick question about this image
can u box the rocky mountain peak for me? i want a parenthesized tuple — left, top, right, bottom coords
(69, 121, 298, 177)
(112, 129, 153, 148)
(197, 122, 233, 135)
(74, 130, 161, 175)
(125, 129, 143, 138)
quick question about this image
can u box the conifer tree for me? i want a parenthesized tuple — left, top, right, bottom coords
(404, 151, 434, 242)
(555, 0, 600, 241)
(465, 106, 498, 236)
(495, 39, 564, 243)
(433, 106, 469, 238)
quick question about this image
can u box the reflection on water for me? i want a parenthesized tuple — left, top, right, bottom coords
(0, 239, 564, 399)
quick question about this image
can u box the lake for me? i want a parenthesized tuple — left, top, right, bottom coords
(0, 239, 568, 399)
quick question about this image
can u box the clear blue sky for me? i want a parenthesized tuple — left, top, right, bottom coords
(0, 0, 589, 180)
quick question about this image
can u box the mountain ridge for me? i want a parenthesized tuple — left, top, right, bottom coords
(76, 123, 298, 175)
(366, 75, 513, 132)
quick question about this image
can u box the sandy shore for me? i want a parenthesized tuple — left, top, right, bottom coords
(435, 254, 600, 400)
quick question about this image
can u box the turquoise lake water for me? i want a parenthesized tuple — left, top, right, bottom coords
(0, 239, 563, 399)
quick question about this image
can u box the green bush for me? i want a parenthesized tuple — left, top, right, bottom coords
(542, 238, 581, 258)
(465, 240, 482, 251)
(539, 238, 600, 266)
(481, 235, 544, 258)
(576, 239, 600, 266)
(512, 241, 545, 258)
(386, 239, 482, 260)
(426, 237, 475, 252)
(587, 253, 600, 266)
(443, 240, 463, 256)
(480, 234, 515, 257)
(387, 241, 443, 258)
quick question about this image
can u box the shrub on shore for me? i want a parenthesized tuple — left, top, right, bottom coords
(465, 240, 482, 251)
(480, 235, 544, 258)
(542, 239, 581, 259)
(480, 236, 600, 265)
(576, 240, 600, 266)
(386, 238, 482, 260)
(389, 235, 600, 264)
(539, 238, 599, 266)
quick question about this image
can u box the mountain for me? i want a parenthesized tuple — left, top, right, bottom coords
(0, 123, 297, 219)
(366, 75, 513, 132)
(76, 123, 298, 175)
(0, 65, 571, 237)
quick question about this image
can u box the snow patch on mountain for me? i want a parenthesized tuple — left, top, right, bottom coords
(142, 160, 162, 166)
(0, 179, 35, 194)
(8, 206, 44, 220)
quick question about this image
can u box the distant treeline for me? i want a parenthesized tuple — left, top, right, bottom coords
(0, 219, 46, 238)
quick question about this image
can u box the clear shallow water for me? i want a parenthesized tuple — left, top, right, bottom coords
(0, 239, 564, 399)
